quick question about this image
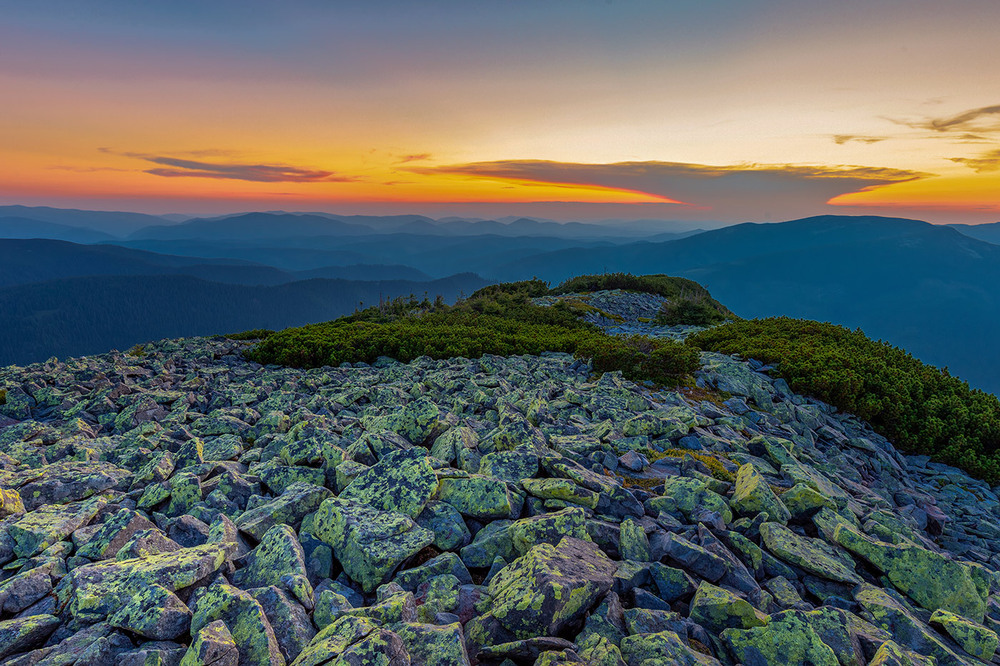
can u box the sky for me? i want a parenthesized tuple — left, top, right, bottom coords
(2, 0, 1000, 224)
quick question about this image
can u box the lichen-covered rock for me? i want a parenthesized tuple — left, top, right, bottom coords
(0, 488, 25, 518)
(867, 640, 938, 666)
(394, 622, 471, 666)
(929, 608, 998, 660)
(436, 472, 516, 519)
(312, 497, 434, 592)
(340, 448, 439, 519)
(235, 482, 332, 541)
(0, 614, 60, 660)
(9, 496, 106, 557)
(190, 579, 287, 666)
(620, 629, 720, 665)
(180, 619, 239, 666)
(730, 463, 791, 523)
(521, 478, 599, 509)
(416, 500, 471, 551)
(689, 581, 769, 634)
(468, 537, 616, 647)
(510, 507, 590, 556)
(655, 477, 732, 524)
(0, 566, 53, 614)
(291, 615, 408, 666)
(618, 518, 651, 563)
(251, 585, 317, 663)
(59, 543, 228, 622)
(759, 522, 861, 584)
(232, 524, 309, 590)
(780, 483, 835, 519)
(107, 579, 193, 640)
(721, 610, 840, 666)
(13, 460, 131, 510)
(855, 583, 978, 666)
(76, 508, 157, 560)
(834, 523, 986, 621)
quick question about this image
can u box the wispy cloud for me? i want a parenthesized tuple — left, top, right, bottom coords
(950, 148, 1000, 172)
(411, 159, 927, 216)
(896, 104, 1000, 133)
(46, 165, 128, 173)
(103, 148, 356, 183)
(832, 134, 887, 145)
(396, 153, 431, 163)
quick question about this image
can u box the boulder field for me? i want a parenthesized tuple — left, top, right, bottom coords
(1, 301, 1000, 663)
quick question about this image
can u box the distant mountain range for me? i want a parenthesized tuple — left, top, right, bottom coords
(494, 215, 1000, 393)
(2, 206, 1000, 395)
(0, 273, 486, 365)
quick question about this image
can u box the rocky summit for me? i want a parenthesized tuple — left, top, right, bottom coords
(1, 292, 1000, 665)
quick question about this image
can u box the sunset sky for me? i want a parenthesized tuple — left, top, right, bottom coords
(2, 0, 1000, 223)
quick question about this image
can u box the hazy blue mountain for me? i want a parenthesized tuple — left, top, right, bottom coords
(101, 238, 373, 271)
(0, 216, 115, 243)
(0, 239, 433, 287)
(128, 210, 705, 241)
(493, 215, 1000, 394)
(0, 205, 172, 237)
(128, 212, 375, 240)
(950, 221, 1000, 245)
(106, 233, 614, 275)
(0, 239, 263, 288)
(0, 273, 487, 367)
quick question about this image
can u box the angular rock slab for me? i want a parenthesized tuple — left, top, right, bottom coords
(722, 610, 840, 666)
(9, 496, 106, 558)
(0, 614, 60, 661)
(470, 537, 616, 647)
(339, 447, 438, 519)
(313, 497, 434, 593)
(759, 522, 861, 585)
(730, 462, 791, 523)
(191, 579, 286, 666)
(833, 523, 986, 621)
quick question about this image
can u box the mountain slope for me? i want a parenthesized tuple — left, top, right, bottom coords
(0, 273, 486, 365)
(128, 212, 375, 240)
(495, 215, 1000, 394)
(0, 216, 115, 243)
(0, 239, 265, 288)
(950, 221, 1000, 245)
(0, 205, 171, 236)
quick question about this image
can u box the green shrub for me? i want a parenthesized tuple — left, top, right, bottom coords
(553, 273, 734, 323)
(689, 318, 1000, 481)
(656, 298, 726, 326)
(0, 389, 6, 406)
(225, 328, 276, 341)
(247, 278, 700, 386)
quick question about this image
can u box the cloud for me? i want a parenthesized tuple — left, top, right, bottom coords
(909, 104, 1000, 133)
(46, 165, 128, 173)
(832, 134, 887, 145)
(397, 153, 431, 163)
(950, 148, 1000, 172)
(411, 159, 927, 217)
(104, 148, 356, 183)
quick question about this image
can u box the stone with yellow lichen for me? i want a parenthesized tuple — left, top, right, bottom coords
(466, 537, 616, 650)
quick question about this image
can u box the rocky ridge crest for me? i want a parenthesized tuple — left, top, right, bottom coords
(0, 290, 997, 665)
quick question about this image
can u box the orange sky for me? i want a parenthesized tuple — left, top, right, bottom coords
(2, 1, 999, 223)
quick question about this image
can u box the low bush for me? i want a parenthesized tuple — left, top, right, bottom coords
(689, 318, 1000, 481)
(553, 273, 734, 324)
(656, 298, 727, 326)
(246, 279, 700, 386)
(225, 328, 276, 341)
